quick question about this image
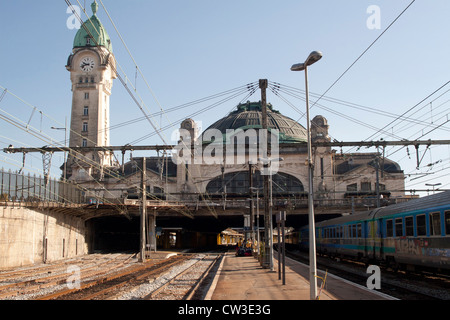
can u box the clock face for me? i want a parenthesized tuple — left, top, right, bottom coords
(80, 57, 95, 72)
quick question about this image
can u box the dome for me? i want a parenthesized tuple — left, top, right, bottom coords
(202, 101, 307, 143)
(73, 2, 113, 52)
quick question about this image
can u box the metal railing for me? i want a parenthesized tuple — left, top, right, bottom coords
(0, 169, 83, 205)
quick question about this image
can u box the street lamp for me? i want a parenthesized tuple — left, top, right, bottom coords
(51, 117, 68, 181)
(291, 50, 322, 300)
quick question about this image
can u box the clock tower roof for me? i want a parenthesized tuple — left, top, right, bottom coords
(73, 1, 113, 53)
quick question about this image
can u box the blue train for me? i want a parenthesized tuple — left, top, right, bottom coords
(299, 191, 450, 273)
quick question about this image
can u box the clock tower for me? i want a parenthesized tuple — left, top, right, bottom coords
(65, 1, 117, 181)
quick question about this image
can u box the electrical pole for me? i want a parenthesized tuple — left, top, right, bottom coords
(259, 79, 273, 270)
(375, 155, 381, 208)
(249, 162, 255, 247)
(139, 157, 147, 262)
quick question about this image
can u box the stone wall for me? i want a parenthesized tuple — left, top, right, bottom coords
(0, 206, 88, 269)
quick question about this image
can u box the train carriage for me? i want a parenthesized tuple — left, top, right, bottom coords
(314, 211, 373, 261)
(374, 192, 450, 271)
(300, 191, 450, 273)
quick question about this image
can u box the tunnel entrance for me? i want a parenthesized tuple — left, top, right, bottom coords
(90, 216, 140, 252)
(88, 214, 248, 253)
(87, 213, 342, 253)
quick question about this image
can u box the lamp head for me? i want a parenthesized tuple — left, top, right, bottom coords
(291, 51, 323, 71)
(305, 51, 323, 66)
(290, 63, 305, 72)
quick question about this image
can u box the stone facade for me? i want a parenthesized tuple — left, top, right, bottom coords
(93, 113, 405, 205)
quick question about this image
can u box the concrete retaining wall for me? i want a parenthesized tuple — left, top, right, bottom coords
(0, 206, 87, 269)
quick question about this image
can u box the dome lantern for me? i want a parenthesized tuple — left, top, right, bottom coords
(72, 1, 113, 52)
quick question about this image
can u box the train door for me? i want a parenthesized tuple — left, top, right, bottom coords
(364, 221, 369, 259)
(376, 219, 383, 260)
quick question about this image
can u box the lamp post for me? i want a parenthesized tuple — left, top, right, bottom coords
(51, 117, 68, 181)
(291, 50, 322, 300)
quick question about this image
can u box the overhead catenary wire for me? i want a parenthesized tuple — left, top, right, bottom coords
(127, 82, 258, 145)
(279, 0, 420, 191)
(308, 0, 416, 112)
(271, 81, 450, 134)
(268, 81, 450, 191)
(0, 84, 160, 215)
(269, 81, 406, 141)
(97, 82, 258, 135)
(364, 80, 450, 143)
(0, 90, 198, 217)
(0, 54, 255, 220)
(0, 74, 258, 218)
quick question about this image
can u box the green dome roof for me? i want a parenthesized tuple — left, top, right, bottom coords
(73, 1, 112, 52)
(202, 101, 307, 144)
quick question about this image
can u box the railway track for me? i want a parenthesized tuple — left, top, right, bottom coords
(0, 251, 223, 300)
(38, 254, 193, 300)
(0, 253, 136, 300)
(284, 247, 450, 300)
(143, 254, 222, 300)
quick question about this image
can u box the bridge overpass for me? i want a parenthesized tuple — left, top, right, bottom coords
(1, 195, 410, 226)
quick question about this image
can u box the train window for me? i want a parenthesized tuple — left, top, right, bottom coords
(417, 214, 426, 236)
(352, 224, 357, 238)
(357, 224, 362, 238)
(386, 220, 393, 237)
(429, 212, 441, 236)
(445, 211, 450, 235)
(395, 218, 403, 237)
(405, 216, 414, 236)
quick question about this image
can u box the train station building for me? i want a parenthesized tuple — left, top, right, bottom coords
(62, 2, 405, 206)
(1, 2, 407, 268)
(59, 3, 406, 254)
(75, 100, 406, 209)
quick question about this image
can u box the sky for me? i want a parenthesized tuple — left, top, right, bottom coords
(0, 0, 449, 196)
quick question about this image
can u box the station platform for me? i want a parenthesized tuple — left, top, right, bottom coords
(206, 251, 396, 300)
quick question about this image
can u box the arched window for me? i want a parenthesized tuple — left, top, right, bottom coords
(206, 171, 304, 196)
